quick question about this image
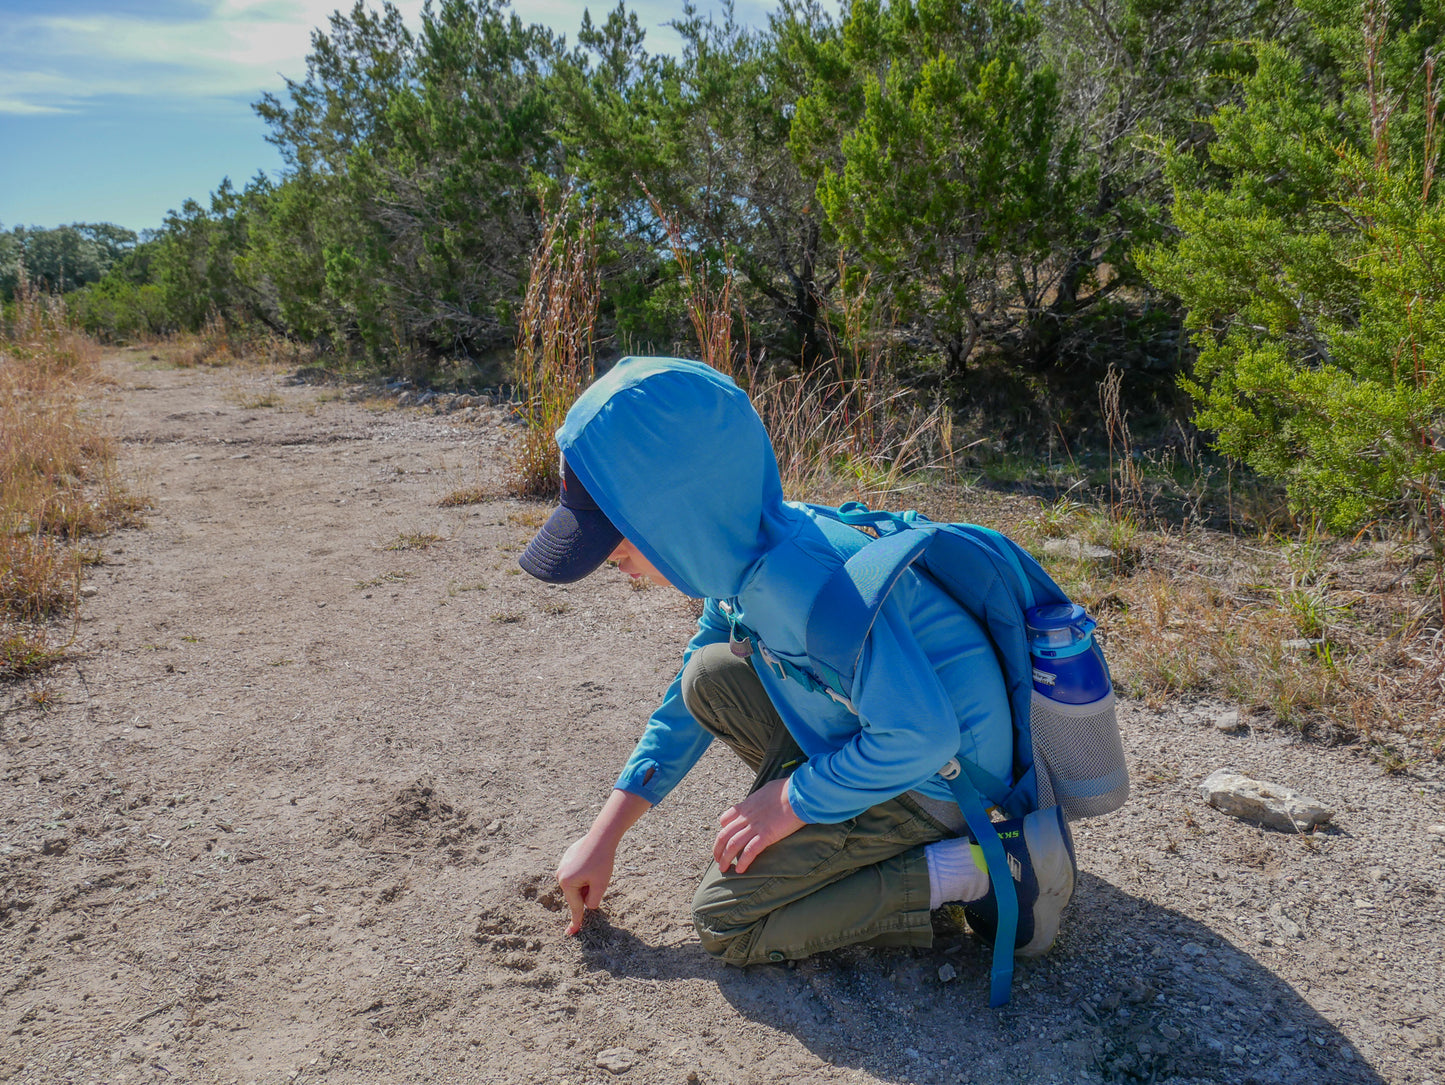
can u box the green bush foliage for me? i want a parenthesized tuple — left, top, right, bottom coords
(1140, 0, 1445, 586)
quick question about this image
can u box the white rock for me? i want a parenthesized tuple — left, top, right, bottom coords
(595, 1048, 635, 1074)
(1198, 770, 1334, 832)
(1427, 824, 1445, 837)
(1043, 538, 1116, 562)
(937, 963, 957, 983)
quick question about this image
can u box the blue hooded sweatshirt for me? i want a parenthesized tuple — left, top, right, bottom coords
(558, 356, 1012, 824)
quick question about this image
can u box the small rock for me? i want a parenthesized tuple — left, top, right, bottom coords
(686, 1073, 700, 1084)
(293, 915, 312, 927)
(184, 454, 203, 461)
(486, 820, 501, 835)
(1212, 709, 1243, 733)
(79, 585, 99, 598)
(1427, 825, 1445, 837)
(1043, 538, 1116, 562)
(1180, 942, 1206, 958)
(41, 834, 68, 856)
(1198, 769, 1334, 832)
(904, 1047, 921, 1059)
(229, 453, 251, 460)
(937, 963, 957, 983)
(1268, 902, 1302, 939)
(1159, 1023, 1181, 1041)
(595, 1047, 635, 1074)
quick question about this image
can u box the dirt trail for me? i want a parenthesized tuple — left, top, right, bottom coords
(1, 349, 1442, 1085)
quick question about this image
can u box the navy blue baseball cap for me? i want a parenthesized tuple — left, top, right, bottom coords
(518, 455, 624, 583)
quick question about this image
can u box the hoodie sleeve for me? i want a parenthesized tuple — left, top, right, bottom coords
(613, 598, 732, 805)
(783, 598, 961, 824)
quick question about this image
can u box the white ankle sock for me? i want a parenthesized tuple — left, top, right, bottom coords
(926, 838, 989, 910)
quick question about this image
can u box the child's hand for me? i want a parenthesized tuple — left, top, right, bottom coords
(556, 835, 616, 936)
(714, 777, 805, 874)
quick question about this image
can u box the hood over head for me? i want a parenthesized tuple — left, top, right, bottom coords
(555, 356, 791, 600)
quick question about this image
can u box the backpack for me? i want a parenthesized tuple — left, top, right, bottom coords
(721, 501, 1129, 1006)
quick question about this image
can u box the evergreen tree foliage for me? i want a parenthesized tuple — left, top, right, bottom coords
(1141, 0, 1445, 575)
(793, 0, 1084, 376)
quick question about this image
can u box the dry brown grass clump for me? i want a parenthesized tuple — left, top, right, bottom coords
(509, 197, 600, 498)
(1, 278, 144, 677)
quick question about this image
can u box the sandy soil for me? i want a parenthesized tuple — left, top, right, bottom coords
(2, 349, 1443, 1085)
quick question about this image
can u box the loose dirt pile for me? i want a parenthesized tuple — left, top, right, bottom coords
(2, 351, 1442, 1085)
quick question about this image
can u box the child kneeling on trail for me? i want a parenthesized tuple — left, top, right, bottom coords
(519, 356, 1075, 967)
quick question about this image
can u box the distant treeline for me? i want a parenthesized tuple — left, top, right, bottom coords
(15, 0, 1302, 374)
(5, 0, 1443, 550)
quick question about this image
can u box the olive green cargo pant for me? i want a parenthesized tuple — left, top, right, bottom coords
(681, 642, 955, 965)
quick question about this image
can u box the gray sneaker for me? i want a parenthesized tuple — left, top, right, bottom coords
(962, 805, 1077, 957)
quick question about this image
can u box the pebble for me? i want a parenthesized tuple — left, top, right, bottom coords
(184, 454, 203, 461)
(1159, 1023, 1181, 1041)
(229, 453, 251, 460)
(1181, 942, 1206, 957)
(80, 585, 99, 598)
(1198, 769, 1334, 832)
(1427, 825, 1445, 837)
(937, 963, 957, 983)
(486, 820, 501, 835)
(594, 1047, 635, 1074)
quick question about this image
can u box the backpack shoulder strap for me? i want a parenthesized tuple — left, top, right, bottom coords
(803, 524, 934, 684)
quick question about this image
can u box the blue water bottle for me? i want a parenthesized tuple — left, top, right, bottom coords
(1025, 603, 1111, 704)
(1023, 603, 1127, 820)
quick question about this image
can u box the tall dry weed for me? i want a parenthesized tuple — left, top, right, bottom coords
(642, 185, 746, 380)
(1, 275, 143, 677)
(509, 197, 601, 497)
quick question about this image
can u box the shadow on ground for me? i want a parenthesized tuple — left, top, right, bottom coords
(580, 873, 1381, 1085)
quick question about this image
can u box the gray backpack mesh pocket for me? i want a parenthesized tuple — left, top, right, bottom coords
(1030, 690, 1129, 820)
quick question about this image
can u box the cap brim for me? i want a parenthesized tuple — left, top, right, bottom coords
(518, 503, 624, 584)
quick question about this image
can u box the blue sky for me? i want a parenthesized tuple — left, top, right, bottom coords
(0, 0, 776, 234)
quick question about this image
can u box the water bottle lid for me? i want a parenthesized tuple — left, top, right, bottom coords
(1025, 603, 1088, 633)
(1025, 602, 1096, 657)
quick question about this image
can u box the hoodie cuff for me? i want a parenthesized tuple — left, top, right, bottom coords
(614, 759, 667, 806)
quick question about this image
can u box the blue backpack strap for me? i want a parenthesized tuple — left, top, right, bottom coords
(943, 767, 1019, 1008)
(804, 526, 934, 681)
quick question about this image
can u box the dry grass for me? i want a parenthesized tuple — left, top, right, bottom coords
(1, 276, 145, 678)
(148, 317, 317, 374)
(383, 532, 444, 552)
(918, 479, 1445, 768)
(439, 486, 492, 508)
(509, 195, 600, 498)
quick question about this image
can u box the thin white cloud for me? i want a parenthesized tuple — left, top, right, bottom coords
(0, 1, 427, 113)
(0, 1, 778, 116)
(0, 97, 69, 116)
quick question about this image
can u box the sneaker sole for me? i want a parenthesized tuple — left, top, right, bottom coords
(1016, 808, 1076, 958)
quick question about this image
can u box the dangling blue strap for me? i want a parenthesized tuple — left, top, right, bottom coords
(943, 770, 1018, 1008)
